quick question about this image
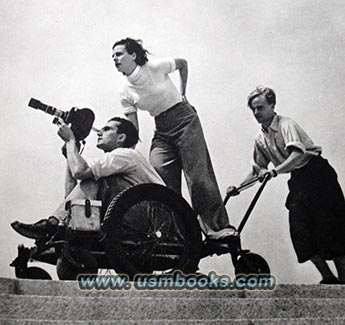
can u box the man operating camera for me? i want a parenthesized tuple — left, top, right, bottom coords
(12, 116, 165, 239)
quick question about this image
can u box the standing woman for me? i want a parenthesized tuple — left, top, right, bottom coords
(112, 38, 234, 240)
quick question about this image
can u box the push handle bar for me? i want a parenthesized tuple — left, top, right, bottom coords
(236, 174, 270, 234)
(223, 176, 261, 206)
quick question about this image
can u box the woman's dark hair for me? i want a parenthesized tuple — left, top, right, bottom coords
(108, 117, 139, 148)
(112, 38, 149, 66)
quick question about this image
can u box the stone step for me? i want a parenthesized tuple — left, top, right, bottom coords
(1, 277, 345, 299)
(2, 277, 345, 323)
(0, 318, 345, 325)
(1, 293, 345, 322)
(0, 318, 345, 324)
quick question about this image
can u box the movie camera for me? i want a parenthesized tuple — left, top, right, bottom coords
(28, 98, 95, 142)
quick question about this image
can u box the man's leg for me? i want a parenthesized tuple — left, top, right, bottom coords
(334, 256, 345, 282)
(11, 180, 99, 239)
(310, 255, 339, 284)
(287, 198, 341, 283)
(52, 180, 99, 221)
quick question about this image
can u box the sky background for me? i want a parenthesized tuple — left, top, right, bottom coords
(1, 0, 345, 284)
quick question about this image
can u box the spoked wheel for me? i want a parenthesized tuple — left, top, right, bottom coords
(235, 252, 270, 276)
(103, 184, 202, 279)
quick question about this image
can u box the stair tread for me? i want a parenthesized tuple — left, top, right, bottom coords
(1, 318, 345, 324)
(2, 293, 345, 321)
(2, 277, 345, 298)
(2, 277, 345, 322)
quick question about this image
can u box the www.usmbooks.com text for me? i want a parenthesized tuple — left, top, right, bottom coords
(77, 271, 276, 291)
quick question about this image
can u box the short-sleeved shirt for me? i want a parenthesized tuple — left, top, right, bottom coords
(87, 148, 165, 186)
(119, 57, 182, 117)
(253, 114, 322, 170)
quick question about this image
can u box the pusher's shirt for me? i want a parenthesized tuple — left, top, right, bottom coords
(252, 114, 322, 170)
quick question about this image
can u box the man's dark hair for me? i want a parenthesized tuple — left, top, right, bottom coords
(247, 86, 276, 108)
(108, 117, 139, 148)
(112, 38, 149, 66)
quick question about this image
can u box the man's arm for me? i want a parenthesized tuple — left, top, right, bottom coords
(243, 148, 306, 181)
(174, 58, 188, 102)
(270, 148, 305, 176)
(64, 139, 94, 180)
(57, 119, 94, 181)
(64, 163, 77, 197)
(226, 168, 258, 196)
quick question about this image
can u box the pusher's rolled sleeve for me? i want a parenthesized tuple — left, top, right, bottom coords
(285, 141, 306, 154)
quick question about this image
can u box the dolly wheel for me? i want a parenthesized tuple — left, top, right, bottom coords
(56, 246, 98, 280)
(103, 184, 202, 279)
(235, 252, 270, 276)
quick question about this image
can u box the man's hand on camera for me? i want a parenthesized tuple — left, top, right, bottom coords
(56, 118, 75, 143)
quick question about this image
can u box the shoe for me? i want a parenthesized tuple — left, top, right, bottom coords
(213, 226, 239, 240)
(206, 226, 239, 246)
(11, 216, 59, 239)
(319, 277, 341, 285)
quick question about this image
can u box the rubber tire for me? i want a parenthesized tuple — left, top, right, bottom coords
(103, 184, 202, 279)
(56, 246, 98, 280)
(235, 252, 270, 276)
